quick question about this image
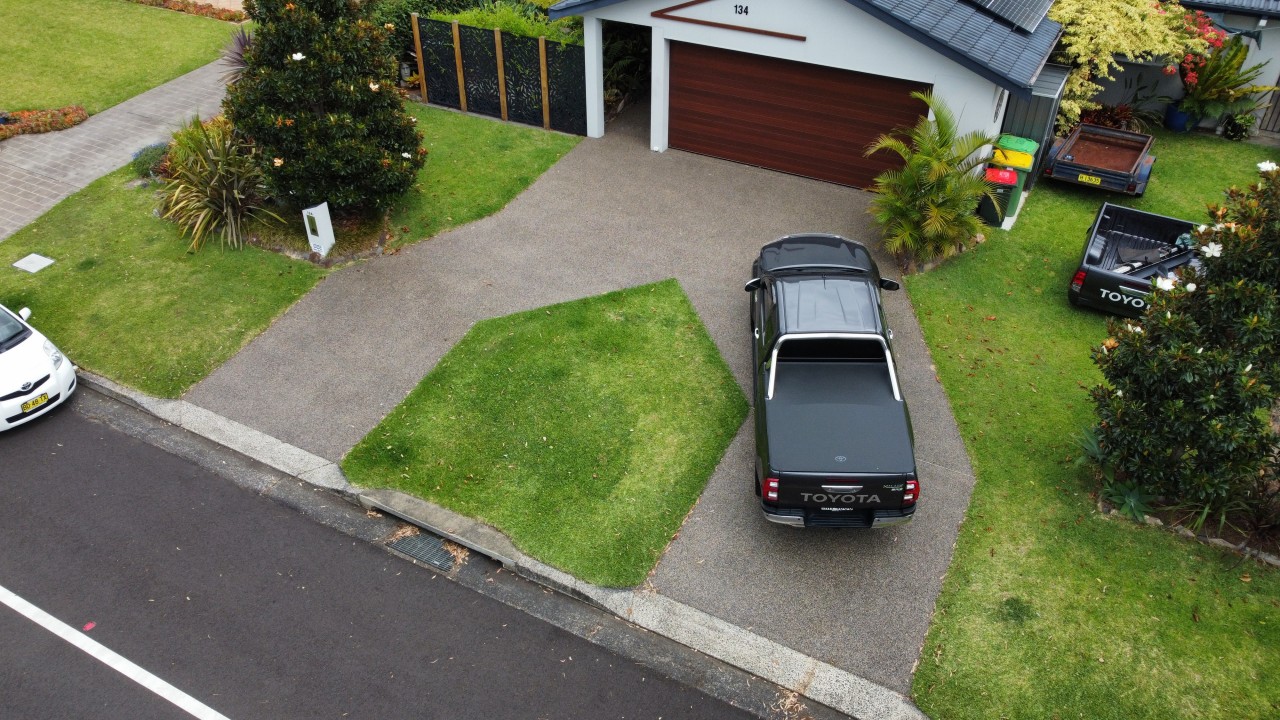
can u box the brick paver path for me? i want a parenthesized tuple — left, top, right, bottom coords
(0, 60, 227, 241)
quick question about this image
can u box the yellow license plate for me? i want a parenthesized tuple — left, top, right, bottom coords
(1077, 173, 1103, 186)
(21, 393, 49, 413)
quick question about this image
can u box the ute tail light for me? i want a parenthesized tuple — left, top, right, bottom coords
(903, 478, 919, 507)
(1071, 270, 1087, 292)
(764, 477, 780, 502)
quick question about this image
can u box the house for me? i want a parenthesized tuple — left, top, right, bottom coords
(548, 0, 1062, 188)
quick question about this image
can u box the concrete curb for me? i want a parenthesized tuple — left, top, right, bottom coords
(80, 371, 926, 720)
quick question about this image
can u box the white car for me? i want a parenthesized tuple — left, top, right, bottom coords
(1, 304, 76, 431)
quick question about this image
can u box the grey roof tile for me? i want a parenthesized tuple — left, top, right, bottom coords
(1182, 0, 1280, 17)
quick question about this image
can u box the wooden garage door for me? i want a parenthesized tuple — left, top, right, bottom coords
(669, 42, 931, 188)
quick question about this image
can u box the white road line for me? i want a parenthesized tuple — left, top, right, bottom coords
(0, 583, 230, 720)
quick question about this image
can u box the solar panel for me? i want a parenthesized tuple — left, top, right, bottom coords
(965, 0, 1054, 33)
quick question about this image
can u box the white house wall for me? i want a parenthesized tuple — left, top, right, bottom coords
(578, 0, 1004, 151)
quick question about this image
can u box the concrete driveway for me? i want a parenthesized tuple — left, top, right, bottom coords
(186, 106, 976, 695)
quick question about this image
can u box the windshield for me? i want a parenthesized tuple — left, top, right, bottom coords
(0, 311, 30, 352)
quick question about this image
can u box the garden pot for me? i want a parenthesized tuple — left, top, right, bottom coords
(1164, 103, 1200, 132)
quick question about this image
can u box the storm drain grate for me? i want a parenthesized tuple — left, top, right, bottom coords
(388, 533, 454, 572)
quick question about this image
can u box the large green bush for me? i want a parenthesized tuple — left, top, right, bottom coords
(1090, 164, 1280, 528)
(225, 0, 426, 212)
(864, 92, 997, 269)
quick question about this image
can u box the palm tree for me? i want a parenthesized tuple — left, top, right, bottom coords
(865, 92, 999, 269)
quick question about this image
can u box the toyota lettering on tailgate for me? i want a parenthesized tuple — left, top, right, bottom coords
(1098, 288, 1146, 309)
(800, 492, 880, 504)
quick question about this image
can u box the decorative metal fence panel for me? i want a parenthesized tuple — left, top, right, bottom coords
(546, 40, 587, 136)
(502, 33, 545, 128)
(418, 19, 460, 110)
(411, 16, 586, 135)
(458, 24, 501, 118)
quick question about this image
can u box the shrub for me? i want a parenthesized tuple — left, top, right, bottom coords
(222, 25, 253, 84)
(225, 0, 426, 212)
(431, 1, 583, 44)
(1177, 35, 1277, 123)
(864, 92, 997, 269)
(160, 116, 280, 251)
(369, 0, 483, 58)
(130, 143, 169, 178)
(1049, 0, 1202, 131)
(0, 106, 89, 141)
(1090, 164, 1280, 530)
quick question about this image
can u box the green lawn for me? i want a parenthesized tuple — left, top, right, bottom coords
(256, 104, 581, 255)
(343, 280, 748, 587)
(0, 170, 326, 397)
(389, 104, 581, 245)
(0, 0, 234, 114)
(909, 130, 1280, 719)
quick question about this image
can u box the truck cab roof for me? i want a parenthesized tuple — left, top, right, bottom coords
(758, 233, 876, 275)
(775, 275, 884, 336)
(756, 234, 888, 337)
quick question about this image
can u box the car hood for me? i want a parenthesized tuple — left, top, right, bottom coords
(0, 330, 54, 388)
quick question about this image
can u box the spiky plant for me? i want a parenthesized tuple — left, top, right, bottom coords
(160, 116, 281, 252)
(864, 92, 997, 269)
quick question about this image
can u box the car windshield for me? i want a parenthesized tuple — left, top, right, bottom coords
(0, 311, 30, 352)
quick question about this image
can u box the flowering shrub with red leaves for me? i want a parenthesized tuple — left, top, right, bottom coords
(128, 0, 247, 22)
(0, 106, 90, 141)
(1169, 10, 1226, 87)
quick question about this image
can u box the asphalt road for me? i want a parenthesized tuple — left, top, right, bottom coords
(0, 396, 806, 720)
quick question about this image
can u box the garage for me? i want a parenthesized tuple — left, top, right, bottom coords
(551, 0, 1062, 189)
(668, 42, 930, 188)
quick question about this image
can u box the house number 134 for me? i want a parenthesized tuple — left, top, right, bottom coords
(734, 4, 748, 14)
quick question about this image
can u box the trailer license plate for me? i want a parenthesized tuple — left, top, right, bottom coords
(1078, 173, 1102, 186)
(21, 393, 49, 413)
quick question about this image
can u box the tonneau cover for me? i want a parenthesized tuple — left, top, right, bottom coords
(765, 362, 914, 474)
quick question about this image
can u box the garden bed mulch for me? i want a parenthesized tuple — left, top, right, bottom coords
(1099, 498, 1280, 568)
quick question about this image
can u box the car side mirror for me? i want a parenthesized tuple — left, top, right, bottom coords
(879, 278, 900, 291)
(744, 278, 763, 292)
(19, 307, 31, 321)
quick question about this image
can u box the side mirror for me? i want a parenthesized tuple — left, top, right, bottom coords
(744, 278, 763, 292)
(19, 307, 31, 321)
(879, 278, 901, 291)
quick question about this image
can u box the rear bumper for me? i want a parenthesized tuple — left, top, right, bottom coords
(762, 502, 915, 528)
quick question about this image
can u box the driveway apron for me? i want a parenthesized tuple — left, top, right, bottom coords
(186, 106, 976, 694)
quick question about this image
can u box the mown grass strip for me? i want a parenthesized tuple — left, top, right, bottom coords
(343, 280, 747, 587)
(0, 170, 325, 398)
(909, 130, 1280, 719)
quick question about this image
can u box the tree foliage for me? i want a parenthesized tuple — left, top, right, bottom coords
(864, 92, 996, 269)
(1090, 164, 1280, 528)
(1049, 0, 1203, 131)
(224, 0, 426, 212)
